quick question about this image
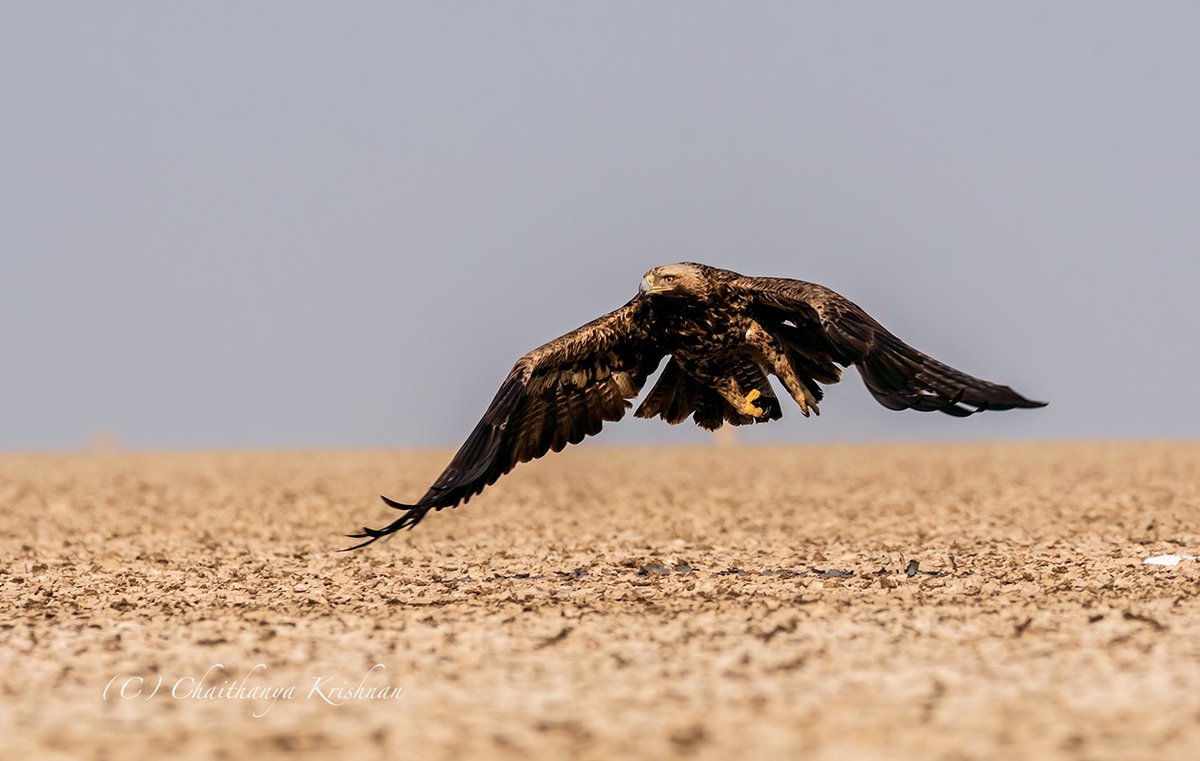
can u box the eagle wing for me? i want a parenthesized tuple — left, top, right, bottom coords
(347, 298, 662, 548)
(728, 275, 1047, 416)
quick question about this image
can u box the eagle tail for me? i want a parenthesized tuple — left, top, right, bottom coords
(635, 358, 696, 424)
(637, 357, 785, 429)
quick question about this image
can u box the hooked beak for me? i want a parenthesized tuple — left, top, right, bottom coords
(639, 275, 654, 294)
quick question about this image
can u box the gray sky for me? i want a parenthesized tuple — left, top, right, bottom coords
(2, 3, 1196, 451)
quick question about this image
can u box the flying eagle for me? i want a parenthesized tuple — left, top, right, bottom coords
(347, 263, 1044, 548)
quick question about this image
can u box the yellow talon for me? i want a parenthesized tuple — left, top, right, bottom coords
(739, 388, 764, 417)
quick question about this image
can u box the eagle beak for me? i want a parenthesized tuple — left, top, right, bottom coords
(639, 275, 654, 294)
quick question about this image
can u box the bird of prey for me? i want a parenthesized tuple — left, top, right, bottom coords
(347, 263, 1044, 548)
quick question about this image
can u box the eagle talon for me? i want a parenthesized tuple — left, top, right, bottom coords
(739, 389, 765, 417)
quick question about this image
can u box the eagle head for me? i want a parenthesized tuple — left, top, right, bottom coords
(639, 263, 709, 300)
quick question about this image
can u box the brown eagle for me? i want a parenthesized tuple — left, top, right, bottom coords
(347, 263, 1044, 548)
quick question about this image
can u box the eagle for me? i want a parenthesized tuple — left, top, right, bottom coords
(347, 263, 1045, 548)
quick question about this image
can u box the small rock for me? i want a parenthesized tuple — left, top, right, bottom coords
(814, 568, 854, 579)
(1143, 554, 1196, 566)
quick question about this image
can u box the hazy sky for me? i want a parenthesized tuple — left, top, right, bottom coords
(2, 3, 1196, 450)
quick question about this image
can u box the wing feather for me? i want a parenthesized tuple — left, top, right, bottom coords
(346, 298, 662, 548)
(728, 275, 1047, 417)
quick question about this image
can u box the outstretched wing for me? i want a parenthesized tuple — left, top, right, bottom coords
(728, 275, 1047, 416)
(346, 298, 663, 548)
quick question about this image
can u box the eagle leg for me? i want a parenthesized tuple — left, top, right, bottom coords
(714, 377, 766, 418)
(745, 321, 820, 417)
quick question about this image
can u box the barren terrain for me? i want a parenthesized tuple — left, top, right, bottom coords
(2, 442, 1199, 760)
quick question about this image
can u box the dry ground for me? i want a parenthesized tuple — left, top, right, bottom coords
(2, 442, 1199, 760)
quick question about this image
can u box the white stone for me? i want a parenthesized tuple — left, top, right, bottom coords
(1143, 554, 1197, 566)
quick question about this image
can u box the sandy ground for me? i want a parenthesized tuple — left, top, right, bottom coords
(2, 442, 1199, 761)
